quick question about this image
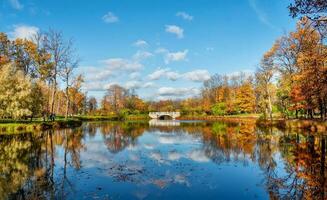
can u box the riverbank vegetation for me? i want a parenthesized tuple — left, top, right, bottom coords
(0, 119, 82, 134)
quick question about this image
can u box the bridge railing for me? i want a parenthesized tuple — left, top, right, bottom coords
(149, 112, 180, 115)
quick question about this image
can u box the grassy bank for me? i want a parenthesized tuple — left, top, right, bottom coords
(0, 119, 82, 134)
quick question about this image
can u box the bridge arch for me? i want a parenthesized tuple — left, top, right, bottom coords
(158, 115, 173, 120)
(149, 112, 180, 120)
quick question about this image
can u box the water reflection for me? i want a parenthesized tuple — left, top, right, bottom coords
(149, 119, 180, 127)
(0, 121, 325, 199)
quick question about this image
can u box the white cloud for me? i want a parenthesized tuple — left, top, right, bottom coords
(132, 50, 153, 61)
(9, 0, 23, 10)
(84, 81, 117, 91)
(81, 66, 113, 82)
(176, 12, 193, 21)
(125, 80, 142, 90)
(155, 47, 168, 54)
(148, 68, 180, 81)
(102, 58, 143, 72)
(165, 50, 188, 64)
(166, 71, 180, 81)
(144, 82, 155, 88)
(155, 48, 188, 64)
(9, 25, 39, 40)
(148, 68, 210, 82)
(133, 39, 148, 47)
(129, 72, 141, 80)
(158, 87, 200, 97)
(102, 12, 119, 23)
(183, 70, 211, 82)
(165, 25, 184, 39)
(148, 68, 170, 80)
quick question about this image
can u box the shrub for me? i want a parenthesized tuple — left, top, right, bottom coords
(211, 103, 226, 116)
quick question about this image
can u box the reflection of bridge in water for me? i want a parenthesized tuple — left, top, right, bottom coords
(149, 119, 180, 126)
(149, 112, 180, 120)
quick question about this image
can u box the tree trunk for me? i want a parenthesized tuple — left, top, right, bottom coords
(267, 89, 273, 122)
(65, 85, 69, 120)
(320, 137, 326, 199)
(50, 78, 57, 114)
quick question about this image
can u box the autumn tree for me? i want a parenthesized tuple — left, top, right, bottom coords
(236, 78, 256, 113)
(0, 64, 33, 119)
(87, 97, 98, 114)
(103, 84, 128, 114)
(60, 53, 79, 119)
(255, 47, 277, 121)
(0, 33, 11, 65)
(44, 29, 74, 115)
(289, 0, 327, 30)
(69, 75, 85, 115)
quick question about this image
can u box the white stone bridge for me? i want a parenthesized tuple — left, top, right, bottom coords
(149, 112, 180, 120)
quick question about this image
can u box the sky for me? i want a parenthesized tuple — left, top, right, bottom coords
(0, 0, 296, 101)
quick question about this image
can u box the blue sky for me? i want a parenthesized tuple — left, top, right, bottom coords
(0, 0, 296, 100)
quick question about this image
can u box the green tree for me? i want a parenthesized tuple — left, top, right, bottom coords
(0, 64, 33, 119)
(211, 102, 226, 116)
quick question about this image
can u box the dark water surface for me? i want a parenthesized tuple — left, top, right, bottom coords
(0, 120, 326, 199)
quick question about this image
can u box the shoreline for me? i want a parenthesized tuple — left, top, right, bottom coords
(1, 115, 327, 134)
(0, 119, 82, 134)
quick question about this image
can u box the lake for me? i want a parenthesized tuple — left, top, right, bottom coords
(0, 120, 326, 200)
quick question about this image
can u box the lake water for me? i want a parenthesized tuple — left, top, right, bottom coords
(0, 120, 326, 200)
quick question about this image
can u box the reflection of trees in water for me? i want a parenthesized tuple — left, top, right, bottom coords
(201, 122, 260, 164)
(0, 122, 326, 199)
(199, 122, 326, 199)
(0, 127, 85, 199)
(0, 132, 56, 199)
(265, 133, 327, 200)
(90, 122, 146, 153)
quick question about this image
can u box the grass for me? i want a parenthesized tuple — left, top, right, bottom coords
(0, 118, 82, 134)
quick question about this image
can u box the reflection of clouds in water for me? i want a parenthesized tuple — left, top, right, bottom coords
(158, 134, 200, 144)
(133, 190, 149, 200)
(149, 152, 166, 164)
(127, 144, 138, 151)
(173, 174, 190, 187)
(167, 149, 209, 163)
(187, 149, 210, 162)
(168, 151, 182, 161)
(143, 144, 154, 150)
(129, 154, 140, 161)
(82, 141, 114, 168)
